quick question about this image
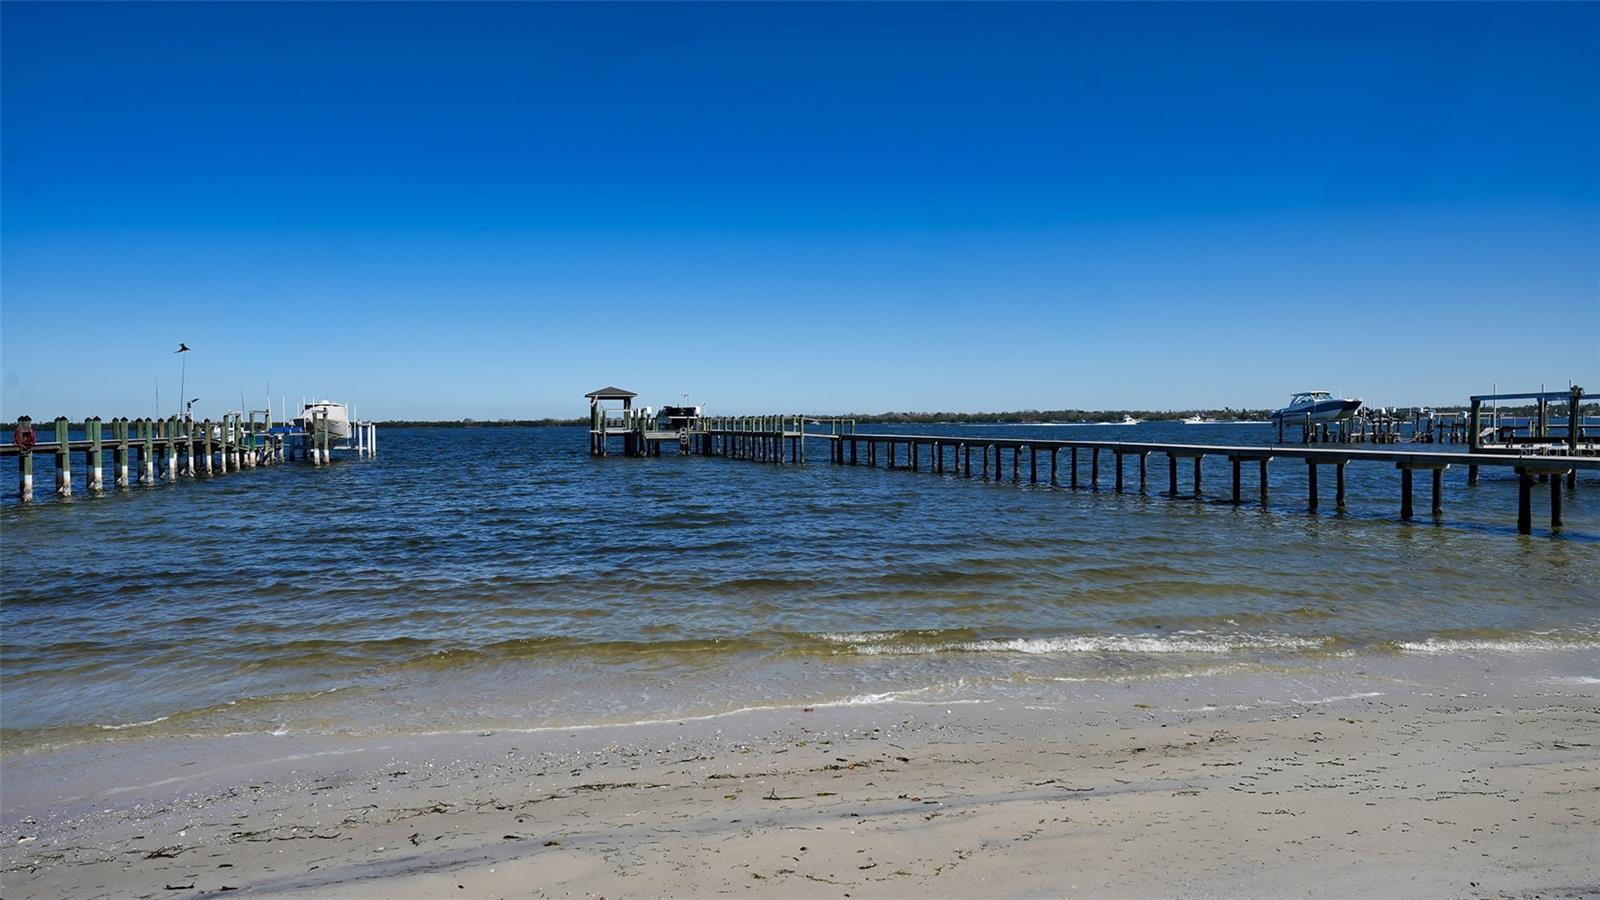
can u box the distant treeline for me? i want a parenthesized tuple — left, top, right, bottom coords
(372, 402, 1597, 430)
(832, 408, 1273, 424)
(375, 418, 587, 428)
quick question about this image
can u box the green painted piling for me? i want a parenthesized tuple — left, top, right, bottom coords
(54, 416, 71, 496)
(87, 417, 104, 492)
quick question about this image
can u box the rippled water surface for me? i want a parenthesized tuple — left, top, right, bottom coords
(2, 423, 1596, 750)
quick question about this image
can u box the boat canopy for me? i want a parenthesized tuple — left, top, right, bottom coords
(1289, 391, 1333, 404)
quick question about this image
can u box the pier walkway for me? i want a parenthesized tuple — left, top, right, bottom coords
(625, 418, 1596, 537)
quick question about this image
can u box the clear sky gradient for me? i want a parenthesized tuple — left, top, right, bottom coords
(3, 2, 1596, 420)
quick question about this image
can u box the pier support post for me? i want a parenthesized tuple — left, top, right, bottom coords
(165, 416, 180, 481)
(1336, 462, 1346, 510)
(1139, 453, 1148, 493)
(1259, 458, 1269, 506)
(16, 415, 33, 502)
(1399, 466, 1414, 522)
(1307, 461, 1318, 512)
(995, 444, 1003, 481)
(981, 445, 989, 480)
(963, 443, 971, 477)
(1070, 448, 1079, 488)
(1432, 468, 1443, 517)
(1232, 458, 1241, 505)
(1029, 447, 1036, 483)
(1516, 468, 1532, 535)
(54, 417, 72, 496)
(1114, 452, 1124, 493)
(1050, 448, 1058, 485)
(87, 417, 104, 493)
(19, 445, 34, 502)
(141, 419, 155, 484)
(114, 418, 129, 488)
(1012, 445, 1020, 482)
(1551, 471, 1563, 530)
(185, 419, 196, 475)
(202, 420, 214, 474)
(1193, 456, 1202, 498)
(1090, 447, 1099, 491)
(1467, 464, 1478, 486)
(1168, 453, 1178, 497)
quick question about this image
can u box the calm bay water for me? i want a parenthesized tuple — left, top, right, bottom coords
(2, 423, 1596, 752)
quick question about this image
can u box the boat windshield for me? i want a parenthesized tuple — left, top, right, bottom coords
(1290, 391, 1332, 404)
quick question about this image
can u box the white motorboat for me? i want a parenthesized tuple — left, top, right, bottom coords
(1120, 415, 1142, 425)
(1270, 391, 1362, 425)
(1182, 415, 1215, 425)
(294, 401, 352, 441)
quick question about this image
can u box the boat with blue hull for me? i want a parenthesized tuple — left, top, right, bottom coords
(1271, 391, 1362, 425)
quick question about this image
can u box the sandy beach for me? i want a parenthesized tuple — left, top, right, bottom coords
(3, 655, 1595, 899)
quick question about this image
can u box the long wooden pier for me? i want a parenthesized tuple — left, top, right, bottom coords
(596, 410, 1595, 536)
(1, 413, 377, 504)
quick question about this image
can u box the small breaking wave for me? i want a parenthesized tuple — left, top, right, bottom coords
(816, 631, 1327, 656)
(1396, 635, 1600, 654)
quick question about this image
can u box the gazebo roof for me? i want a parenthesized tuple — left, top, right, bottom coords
(585, 386, 637, 400)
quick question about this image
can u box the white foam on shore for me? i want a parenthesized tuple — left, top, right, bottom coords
(848, 634, 1325, 656)
(1398, 638, 1600, 654)
(1542, 675, 1600, 685)
(96, 715, 172, 731)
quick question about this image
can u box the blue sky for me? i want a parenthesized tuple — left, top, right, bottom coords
(3, 2, 1596, 420)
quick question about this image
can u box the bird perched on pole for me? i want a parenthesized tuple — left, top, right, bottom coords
(176, 343, 190, 353)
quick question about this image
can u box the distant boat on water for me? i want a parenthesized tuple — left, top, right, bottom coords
(1270, 391, 1362, 426)
(1182, 415, 1215, 425)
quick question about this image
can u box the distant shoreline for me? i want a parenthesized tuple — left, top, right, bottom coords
(374, 403, 1584, 429)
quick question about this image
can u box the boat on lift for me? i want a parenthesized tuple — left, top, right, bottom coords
(1270, 391, 1362, 426)
(294, 400, 353, 441)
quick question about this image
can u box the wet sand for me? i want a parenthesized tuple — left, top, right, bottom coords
(2, 658, 1596, 899)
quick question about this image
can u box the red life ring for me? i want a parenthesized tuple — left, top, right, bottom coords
(12, 425, 36, 451)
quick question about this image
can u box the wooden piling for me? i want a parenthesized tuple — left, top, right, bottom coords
(1431, 468, 1443, 517)
(165, 416, 180, 481)
(1139, 453, 1148, 493)
(114, 418, 130, 488)
(1114, 451, 1124, 493)
(16, 415, 33, 502)
(1050, 448, 1058, 485)
(87, 417, 104, 492)
(54, 417, 72, 496)
(1090, 447, 1099, 491)
(1259, 458, 1269, 506)
(202, 420, 214, 475)
(1336, 462, 1346, 510)
(141, 418, 155, 483)
(1070, 447, 1079, 488)
(1307, 461, 1318, 512)
(1029, 447, 1037, 483)
(1517, 468, 1532, 535)
(1231, 458, 1241, 505)
(1551, 471, 1563, 530)
(1167, 453, 1178, 497)
(1192, 456, 1202, 498)
(1400, 466, 1414, 522)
